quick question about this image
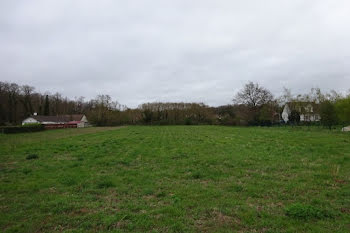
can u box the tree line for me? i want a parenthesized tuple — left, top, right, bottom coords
(1, 81, 349, 128)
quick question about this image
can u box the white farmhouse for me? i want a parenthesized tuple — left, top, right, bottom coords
(22, 114, 89, 128)
(342, 126, 350, 132)
(282, 102, 320, 123)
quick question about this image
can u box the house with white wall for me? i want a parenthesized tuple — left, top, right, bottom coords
(22, 114, 89, 128)
(282, 102, 320, 123)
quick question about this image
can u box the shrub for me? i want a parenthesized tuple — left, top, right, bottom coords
(320, 101, 338, 130)
(335, 96, 350, 124)
(185, 117, 193, 125)
(1, 124, 44, 134)
(288, 110, 300, 125)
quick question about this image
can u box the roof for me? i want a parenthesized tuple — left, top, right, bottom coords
(286, 101, 319, 106)
(67, 121, 81, 124)
(285, 102, 320, 113)
(29, 114, 85, 123)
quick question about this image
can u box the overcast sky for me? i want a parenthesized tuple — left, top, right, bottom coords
(1, 0, 350, 107)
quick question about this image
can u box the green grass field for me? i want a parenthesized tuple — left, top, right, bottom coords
(0, 126, 349, 232)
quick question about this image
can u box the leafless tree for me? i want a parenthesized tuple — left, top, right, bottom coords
(21, 85, 35, 116)
(278, 87, 293, 106)
(233, 82, 273, 108)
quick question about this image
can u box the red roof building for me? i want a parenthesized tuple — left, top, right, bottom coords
(22, 114, 89, 129)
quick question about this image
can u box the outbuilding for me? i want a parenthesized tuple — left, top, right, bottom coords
(22, 114, 89, 129)
(342, 126, 350, 132)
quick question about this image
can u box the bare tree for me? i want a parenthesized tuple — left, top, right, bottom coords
(8, 83, 20, 123)
(326, 90, 343, 102)
(278, 87, 293, 106)
(21, 85, 35, 116)
(233, 82, 273, 108)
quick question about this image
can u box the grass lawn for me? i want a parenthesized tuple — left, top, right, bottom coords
(0, 126, 349, 232)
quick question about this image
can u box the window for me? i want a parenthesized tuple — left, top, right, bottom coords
(305, 105, 313, 112)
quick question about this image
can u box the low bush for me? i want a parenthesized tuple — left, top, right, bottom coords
(0, 124, 44, 134)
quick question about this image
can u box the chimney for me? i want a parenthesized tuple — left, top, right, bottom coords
(34, 112, 38, 116)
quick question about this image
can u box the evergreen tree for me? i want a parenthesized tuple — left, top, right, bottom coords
(288, 110, 300, 125)
(44, 95, 50, 116)
(320, 100, 337, 130)
(335, 96, 350, 125)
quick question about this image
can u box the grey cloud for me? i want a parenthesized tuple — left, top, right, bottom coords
(1, 0, 350, 107)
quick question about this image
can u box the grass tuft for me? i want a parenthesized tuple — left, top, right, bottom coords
(96, 177, 115, 189)
(285, 203, 335, 219)
(191, 171, 203, 179)
(25, 154, 38, 160)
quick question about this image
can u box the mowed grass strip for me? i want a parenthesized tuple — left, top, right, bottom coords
(0, 126, 349, 232)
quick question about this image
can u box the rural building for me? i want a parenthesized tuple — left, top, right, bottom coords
(342, 126, 350, 132)
(282, 102, 320, 123)
(22, 114, 89, 129)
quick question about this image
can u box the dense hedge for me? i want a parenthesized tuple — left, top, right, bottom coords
(0, 124, 45, 134)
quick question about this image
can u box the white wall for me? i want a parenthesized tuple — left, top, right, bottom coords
(81, 115, 88, 123)
(22, 118, 39, 125)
